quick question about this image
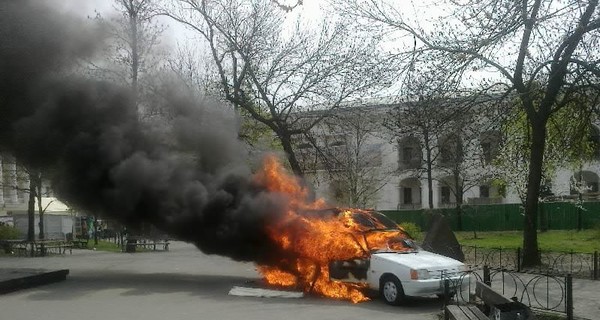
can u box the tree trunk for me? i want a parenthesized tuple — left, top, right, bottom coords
(522, 117, 546, 267)
(454, 173, 463, 231)
(94, 215, 99, 245)
(128, 2, 140, 114)
(27, 179, 35, 242)
(426, 167, 433, 209)
(37, 212, 45, 240)
(279, 131, 303, 176)
(424, 134, 434, 209)
(35, 175, 44, 240)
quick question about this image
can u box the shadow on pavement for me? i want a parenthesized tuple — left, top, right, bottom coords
(24, 271, 255, 301)
(17, 269, 442, 317)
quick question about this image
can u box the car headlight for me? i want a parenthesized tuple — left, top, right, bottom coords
(410, 268, 430, 280)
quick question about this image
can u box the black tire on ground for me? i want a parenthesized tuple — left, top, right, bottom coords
(380, 275, 405, 305)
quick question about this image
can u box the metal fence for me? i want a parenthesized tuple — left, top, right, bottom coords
(484, 267, 573, 320)
(442, 266, 573, 320)
(462, 245, 599, 280)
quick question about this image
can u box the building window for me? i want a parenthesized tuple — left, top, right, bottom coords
(403, 187, 412, 204)
(440, 146, 453, 163)
(402, 147, 413, 163)
(441, 186, 451, 204)
(481, 142, 492, 164)
(361, 143, 382, 167)
(480, 185, 490, 198)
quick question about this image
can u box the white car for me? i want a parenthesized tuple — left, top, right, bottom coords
(328, 210, 469, 305)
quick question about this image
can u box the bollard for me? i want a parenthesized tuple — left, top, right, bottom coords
(594, 251, 598, 280)
(516, 247, 521, 272)
(566, 274, 573, 320)
(483, 265, 491, 286)
(443, 279, 451, 310)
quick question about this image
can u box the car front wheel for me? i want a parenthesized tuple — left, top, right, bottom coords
(380, 275, 405, 305)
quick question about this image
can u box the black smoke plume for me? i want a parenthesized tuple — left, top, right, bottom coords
(0, 0, 287, 263)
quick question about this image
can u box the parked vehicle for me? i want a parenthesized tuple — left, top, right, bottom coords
(328, 209, 468, 305)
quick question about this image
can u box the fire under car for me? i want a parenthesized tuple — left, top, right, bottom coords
(327, 209, 469, 305)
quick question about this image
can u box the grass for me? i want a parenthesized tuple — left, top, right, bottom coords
(86, 240, 123, 252)
(455, 229, 600, 253)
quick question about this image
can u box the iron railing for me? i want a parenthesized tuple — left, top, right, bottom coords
(483, 266, 573, 320)
(462, 245, 599, 280)
(441, 266, 574, 320)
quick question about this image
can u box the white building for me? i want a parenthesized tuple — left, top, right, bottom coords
(297, 103, 600, 210)
(11, 197, 75, 240)
(0, 154, 75, 239)
(0, 154, 31, 214)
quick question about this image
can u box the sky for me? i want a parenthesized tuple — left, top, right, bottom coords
(55, 0, 325, 43)
(52, 0, 491, 91)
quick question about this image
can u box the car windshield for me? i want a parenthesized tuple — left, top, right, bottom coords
(350, 211, 399, 231)
(343, 210, 418, 253)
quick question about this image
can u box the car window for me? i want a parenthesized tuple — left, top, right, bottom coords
(350, 211, 399, 230)
(351, 213, 377, 229)
(370, 212, 401, 229)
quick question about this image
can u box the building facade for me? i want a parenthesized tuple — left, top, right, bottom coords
(0, 153, 54, 216)
(298, 104, 600, 211)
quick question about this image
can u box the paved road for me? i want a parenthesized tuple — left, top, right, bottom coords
(0, 241, 441, 320)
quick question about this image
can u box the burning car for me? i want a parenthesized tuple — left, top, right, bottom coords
(255, 157, 468, 304)
(327, 209, 468, 305)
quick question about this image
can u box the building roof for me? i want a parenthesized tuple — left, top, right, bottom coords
(2, 197, 73, 216)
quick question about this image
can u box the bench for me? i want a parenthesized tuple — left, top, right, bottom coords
(123, 238, 169, 252)
(444, 305, 487, 320)
(35, 241, 73, 256)
(444, 279, 534, 320)
(70, 239, 89, 249)
(475, 280, 533, 320)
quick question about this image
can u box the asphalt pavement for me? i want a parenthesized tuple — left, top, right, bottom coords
(0, 241, 442, 320)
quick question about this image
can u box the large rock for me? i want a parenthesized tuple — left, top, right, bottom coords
(421, 213, 464, 262)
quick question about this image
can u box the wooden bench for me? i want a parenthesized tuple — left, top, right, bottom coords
(475, 280, 533, 320)
(444, 279, 532, 320)
(35, 241, 73, 256)
(444, 305, 488, 320)
(123, 238, 169, 252)
(70, 239, 89, 249)
(1, 240, 27, 255)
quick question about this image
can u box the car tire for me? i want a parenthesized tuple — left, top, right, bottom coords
(380, 275, 405, 305)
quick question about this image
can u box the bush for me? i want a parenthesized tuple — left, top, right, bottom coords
(0, 225, 21, 240)
(398, 222, 422, 240)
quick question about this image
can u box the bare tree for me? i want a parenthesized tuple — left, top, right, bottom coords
(435, 102, 503, 231)
(339, 0, 600, 267)
(163, 0, 395, 175)
(385, 70, 468, 210)
(300, 106, 391, 207)
(91, 0, 165, 115)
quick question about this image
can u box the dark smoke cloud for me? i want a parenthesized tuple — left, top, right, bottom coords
(0, 0, 288, 263)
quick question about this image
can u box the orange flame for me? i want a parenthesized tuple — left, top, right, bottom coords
(253, 155, 410, 303)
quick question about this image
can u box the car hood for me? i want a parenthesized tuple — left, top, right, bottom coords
(373, 250, 464, 270)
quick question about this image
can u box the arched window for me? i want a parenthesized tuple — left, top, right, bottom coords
(399, 178, 421, 209)
(398, 136, 421, 169)
(438, 134, 463, 166)
(480, 130, 502, 164)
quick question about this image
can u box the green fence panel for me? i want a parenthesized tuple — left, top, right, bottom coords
(382, 202, 600, 232)
(542, 202, 600, 230)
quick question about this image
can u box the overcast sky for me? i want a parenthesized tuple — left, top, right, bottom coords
(51, 0, 335, 56)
